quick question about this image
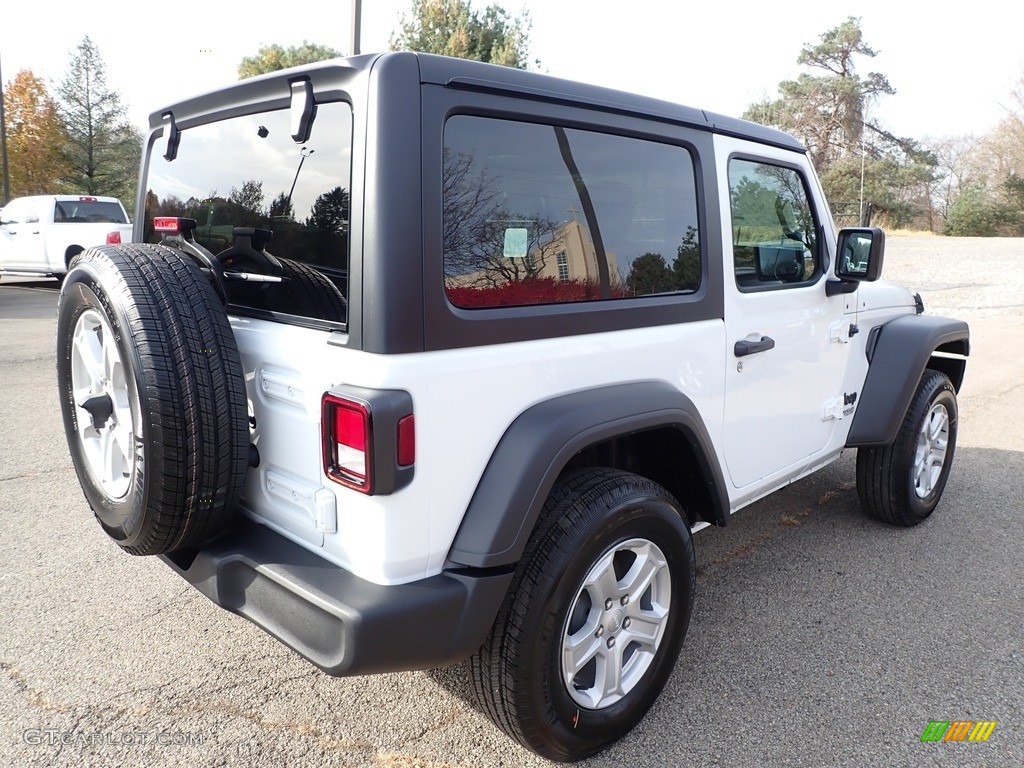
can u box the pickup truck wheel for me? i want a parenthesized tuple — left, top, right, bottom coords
(56, 243, 249, 555)
(470, 468, 695, 762)
(856, 369, 958, 526)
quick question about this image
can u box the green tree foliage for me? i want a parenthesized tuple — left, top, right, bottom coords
(2, 69, 73, 197)
(237, 42, 343, 79)
(941, 76, 1024, 235)
(944, 182, 1007, 236)
(743, 18, 937, 229)
(308, 186, 350, 234)
(56, 36, 143, 211)
(673, 226, 701, 291)
(625, 227, 701, 296)
(268, 192, 294, 220)
(626, 252, 673, 295)
(390, 0, 534, 69)
(229, 180, 265, 214)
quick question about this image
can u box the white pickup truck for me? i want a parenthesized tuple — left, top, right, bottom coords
(0, 195, 132, 280)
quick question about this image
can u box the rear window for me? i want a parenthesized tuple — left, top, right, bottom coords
(54, 200, 127, 224)
(143, 101, 352, 324)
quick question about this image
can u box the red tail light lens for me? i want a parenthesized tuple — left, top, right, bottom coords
(153, 217, 181, 234)
(397, 415, 415, 466)
(106, 231, 122, 244)
(323, 395, 372, 492)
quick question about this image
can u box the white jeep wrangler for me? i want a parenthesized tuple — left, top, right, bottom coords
(56, 52, 969, 761)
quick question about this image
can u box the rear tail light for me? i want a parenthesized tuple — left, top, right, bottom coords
(397, 415, 415, 466)
(106, 231, 122, 244)
(322, 391, 415, 495)
(323, 395, 372, 492)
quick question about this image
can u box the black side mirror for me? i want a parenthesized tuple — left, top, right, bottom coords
(836, 227, 885, 281)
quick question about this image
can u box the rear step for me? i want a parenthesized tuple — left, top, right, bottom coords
(160, 518, 512, 676)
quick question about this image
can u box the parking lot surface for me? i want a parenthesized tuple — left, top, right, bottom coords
(1, 236, 1022, 767)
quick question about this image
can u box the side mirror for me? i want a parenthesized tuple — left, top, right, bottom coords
(836, 227, 885, 281)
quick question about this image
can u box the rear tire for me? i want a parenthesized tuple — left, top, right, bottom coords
(470, 468, 695, 761)
(56, 243, 249, 555)
(856, 369, 958, 526)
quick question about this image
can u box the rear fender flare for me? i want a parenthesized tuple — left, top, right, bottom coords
(447, 381, 729, 568)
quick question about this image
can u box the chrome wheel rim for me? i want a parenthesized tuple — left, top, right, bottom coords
(914, 402, 949, 499)
(561, 537, 672, 709)
(70, 309, 135, 499)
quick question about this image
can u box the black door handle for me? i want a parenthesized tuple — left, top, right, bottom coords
(734, 336, 776, 357)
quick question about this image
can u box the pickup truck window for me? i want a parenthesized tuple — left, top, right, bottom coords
(143, 101, 352, 321)
(53, 200, 128, 224)
(729, 158, 820, 290)
(442, 115, 700, 308)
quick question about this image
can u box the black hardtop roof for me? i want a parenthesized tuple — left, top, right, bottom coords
(414, 52, 804, 151)
(148, 51, 804, 153)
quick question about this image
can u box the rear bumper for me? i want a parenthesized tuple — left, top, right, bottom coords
(159, 518, 513, 676)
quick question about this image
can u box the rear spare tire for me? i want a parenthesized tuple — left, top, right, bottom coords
(56, 243, 249, 555)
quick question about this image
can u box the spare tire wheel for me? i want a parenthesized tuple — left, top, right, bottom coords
(56, 243, 249, 555)
(275, 257, 347, 323)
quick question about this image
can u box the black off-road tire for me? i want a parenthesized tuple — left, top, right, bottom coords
(857, 369, 958, 526)
(56, 243, 249, 555)
(470, 468, 695, 762)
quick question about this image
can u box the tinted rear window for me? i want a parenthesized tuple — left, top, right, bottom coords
(143, 101, 352, 325)
(54, 200, 127, 224)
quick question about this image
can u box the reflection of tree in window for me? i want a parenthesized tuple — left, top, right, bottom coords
(442, 148, 561, 288)
(307, 187, 350, 235)
(673, 226, 700, 291)
(269, 192, 293, 220)
(627, 253, 673, 295)
(623, 225, 700, 295)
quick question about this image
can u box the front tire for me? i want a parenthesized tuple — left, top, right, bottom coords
(470, 468, 695, 761)
(856, 369, 958, 526)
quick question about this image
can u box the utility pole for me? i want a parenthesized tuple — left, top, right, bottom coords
(0, 51, 10, 204)
(350, 0, 362, 56)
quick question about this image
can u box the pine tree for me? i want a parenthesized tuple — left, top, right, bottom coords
(56, 36, 143, 210)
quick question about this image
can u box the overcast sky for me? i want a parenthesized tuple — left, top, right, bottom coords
(2, 0, 1022, 142)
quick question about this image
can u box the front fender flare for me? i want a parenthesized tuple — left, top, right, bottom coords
(447, 381, 729, 569)
(846, 314, 969, 447)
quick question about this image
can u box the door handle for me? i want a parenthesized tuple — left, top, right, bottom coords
(734, 336, 776, 357)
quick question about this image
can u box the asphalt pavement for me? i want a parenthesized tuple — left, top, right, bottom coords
(1, 237, 1022, 767)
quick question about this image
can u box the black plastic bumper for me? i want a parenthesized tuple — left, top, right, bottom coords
(159, 518, 513, 676)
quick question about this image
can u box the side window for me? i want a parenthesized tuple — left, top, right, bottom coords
(443, 115, 700, 309)
(728, 158, 819, 290)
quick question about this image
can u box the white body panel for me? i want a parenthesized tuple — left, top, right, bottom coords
(231, 316, 727, 585)
(232, 140, 926, 587)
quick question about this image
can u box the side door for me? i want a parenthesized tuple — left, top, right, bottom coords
(718, 137, 849, 494)
(0, 200, 26, 269)
(0, 199, 46, 271)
